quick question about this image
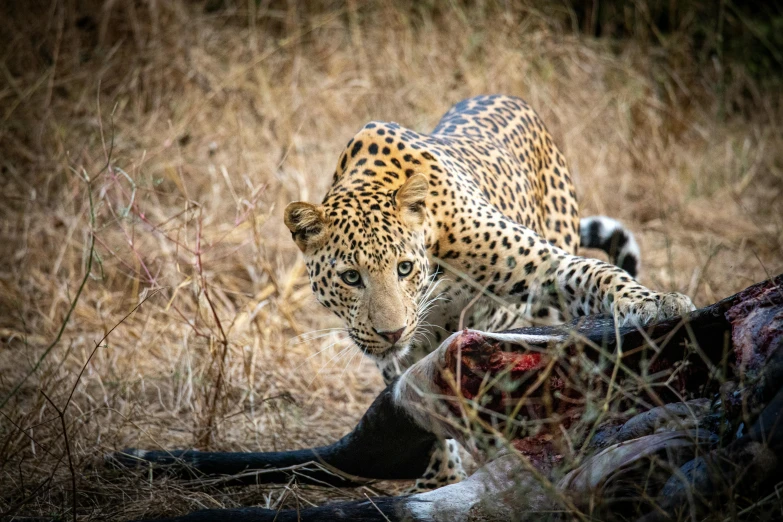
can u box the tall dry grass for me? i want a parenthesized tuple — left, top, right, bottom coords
(1, 1, 782, 520)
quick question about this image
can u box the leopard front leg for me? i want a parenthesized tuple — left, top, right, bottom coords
(438, 209, 694, 327)
(551, 252, 695, 325)
(405, 439, 466, 493)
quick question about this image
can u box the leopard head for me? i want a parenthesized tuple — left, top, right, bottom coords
(285, 174, 432, 360)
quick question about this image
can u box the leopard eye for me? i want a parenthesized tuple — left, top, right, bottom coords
(340, 270, 362, 287)
(397, 261, 414, 278)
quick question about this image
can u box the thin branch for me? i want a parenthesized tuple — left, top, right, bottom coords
(40, 390, 76, 522)
(63, 287, 164, 414)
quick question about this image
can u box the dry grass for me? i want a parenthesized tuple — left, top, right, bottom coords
(1, 1, 782, 520)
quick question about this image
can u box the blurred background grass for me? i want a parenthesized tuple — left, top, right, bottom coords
(1, 1, 782, 519)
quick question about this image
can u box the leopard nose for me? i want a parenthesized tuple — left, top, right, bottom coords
(374, 326, 406, 345)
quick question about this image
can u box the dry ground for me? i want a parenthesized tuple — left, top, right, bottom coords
(1, 1, 782, 520)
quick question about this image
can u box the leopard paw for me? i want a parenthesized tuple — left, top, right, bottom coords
(614, 292, 695, 327)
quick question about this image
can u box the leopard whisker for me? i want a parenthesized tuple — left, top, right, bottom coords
(417, 297, 447, 322)
(416, 286, 448, 318)
(418, 296, 447, 317)
(308, 342, 355, 386)
(295, 335, 352, 372)
(418, 276, 447, 306)
(288, 327, 349, 345)
(338, 346, 362, 379)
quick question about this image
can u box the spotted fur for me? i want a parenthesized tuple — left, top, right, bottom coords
(285, 95, 694, 489)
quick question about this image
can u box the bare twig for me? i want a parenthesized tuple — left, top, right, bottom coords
(195, 209, 231, 448)
(40, 390, 77, 522)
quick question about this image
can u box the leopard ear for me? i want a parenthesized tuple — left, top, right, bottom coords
(396, 174, 428, 229)
(284, 202, 328, 252)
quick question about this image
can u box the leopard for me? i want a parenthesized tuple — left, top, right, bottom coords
(284, 94, 694, 491)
